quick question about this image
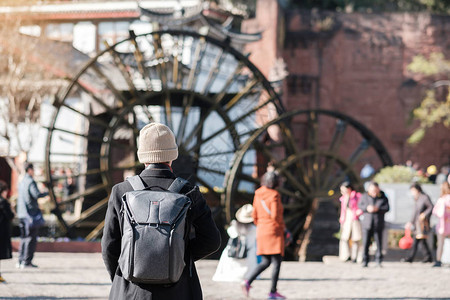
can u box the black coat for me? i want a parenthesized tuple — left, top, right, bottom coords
(0, 196, 14, 260)
(101, 164, 221, 300)
(358, 191, 390, 231)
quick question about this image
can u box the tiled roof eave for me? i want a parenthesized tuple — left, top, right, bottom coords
(23, 11, 140, 21)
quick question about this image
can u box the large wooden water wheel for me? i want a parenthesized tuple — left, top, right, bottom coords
(223, 109, 393, 256)
(44, 29, 284, 239)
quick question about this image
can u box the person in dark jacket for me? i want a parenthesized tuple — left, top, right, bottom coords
(401, 183, 434, 263)
(0, 180, 14, 282)
(16, 163, 48, 269)
(101, 122, 221, 300)
(358, 181, 390, 267)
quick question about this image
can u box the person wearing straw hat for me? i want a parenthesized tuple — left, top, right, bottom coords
(213, 204, 257, 282)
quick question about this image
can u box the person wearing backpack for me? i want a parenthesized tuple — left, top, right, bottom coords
(102, 123, 221, 300)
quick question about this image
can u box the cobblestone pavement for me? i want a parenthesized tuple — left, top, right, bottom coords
(0, 253, 449, 300)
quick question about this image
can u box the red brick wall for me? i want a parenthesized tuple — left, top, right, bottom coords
(245, 3, 450, 170)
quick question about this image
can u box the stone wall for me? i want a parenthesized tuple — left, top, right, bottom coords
(245, 1, 450, 170)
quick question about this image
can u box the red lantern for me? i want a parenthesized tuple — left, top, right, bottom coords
(399, 228, 413, 250)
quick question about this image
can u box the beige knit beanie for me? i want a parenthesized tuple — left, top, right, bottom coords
(137, 123, 178, 164)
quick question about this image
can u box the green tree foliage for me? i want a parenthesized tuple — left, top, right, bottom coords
(286, 0, 450, 14)
(407, 53, 450, 144)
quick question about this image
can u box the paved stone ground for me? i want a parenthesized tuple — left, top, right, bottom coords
(0, 252, 449, 300)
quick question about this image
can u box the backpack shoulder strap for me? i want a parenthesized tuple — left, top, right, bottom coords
(168, 177, 189, 194)
(126, 175, 146, 191)
(260, 199, 272, 216)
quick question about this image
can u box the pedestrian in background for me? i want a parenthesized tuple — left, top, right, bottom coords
(338, 181, 363, 263)
(242, 171, 286, 300)
(402, 183, 433, 263)
(0, 180, 14, 282)
(102, 123, 221, 300)
(16, 163, 48, 269)
(213, 204, 257, 282)
(432, 182, 450, 267)
(436, 166, 449, 185)
(359, 181, 390, 267)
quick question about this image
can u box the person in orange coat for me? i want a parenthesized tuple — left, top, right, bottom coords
(242, 171, 286, 300)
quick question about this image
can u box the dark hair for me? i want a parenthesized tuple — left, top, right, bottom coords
(261, 171, 280, 189)
(24, 162, 34, 172)
(340, 181, 354, 190)
(441, 182, 450, 197)
(368, 181, 379, 188)
(0, 180, 8, 194)
(410, 182, 423, 193)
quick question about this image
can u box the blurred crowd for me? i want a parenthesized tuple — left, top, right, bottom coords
(404, 160, 449, 185)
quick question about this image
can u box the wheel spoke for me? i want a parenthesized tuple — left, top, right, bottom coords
(307, 112, 320, 190)
(320, 156, 338, 190)
(176, 93, 195, 143)
(60, 102, 109, 129)
(85, 220, 105, 241)
(151, 33, 168, 88)
(186, 37, 207, 90)
(321, 120, 347, 188)
(328, 160, 361, 191)
(134, 104, 156, 124)
(199, 149, 237, 158)
(224, 79, 259, 111)
(279, 166, 311, 197)
(283, 201, 308, 210)
(256, 145, 310, 195)
(172, 35, 185, 88)
(284, 209, 307, 224)
(50, 168, 103, 181)
(175, 35, 187, 89)
(278, 187, 303, 200)
(197, 165, 226, 176)
(45, 126, 104, 143)
(106, 42, 140, 98)
(131, 110, 139, 163)
(201, 49, 225, 95)
(186, 95, 276, 153)
(90, 65, 128, 105)
(213, 62, 245, 104)
(59, 183, 108, 205)
(259, 144, 311, 194)
(129, 30, 153, 91)
(173, 38, 208, 140)
(163, 90, 173, 129)
(329, 119, 347, 152)
(349, 140, 370, 164)
(111, 161, 142, 171)
(68, 197, 109, 228)
(279, 125, 311, 186)
(75, 81, 116, 114)
(110, 141, 138, 150)
(194, 175, 221, 203)
(48, 152, 103, 159)
(236, 172, 259, 184)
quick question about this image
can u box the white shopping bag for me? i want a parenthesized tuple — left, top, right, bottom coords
(442, 238, 450, 264)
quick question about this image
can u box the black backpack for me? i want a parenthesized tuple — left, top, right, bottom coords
(118, 176, 192, 284)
